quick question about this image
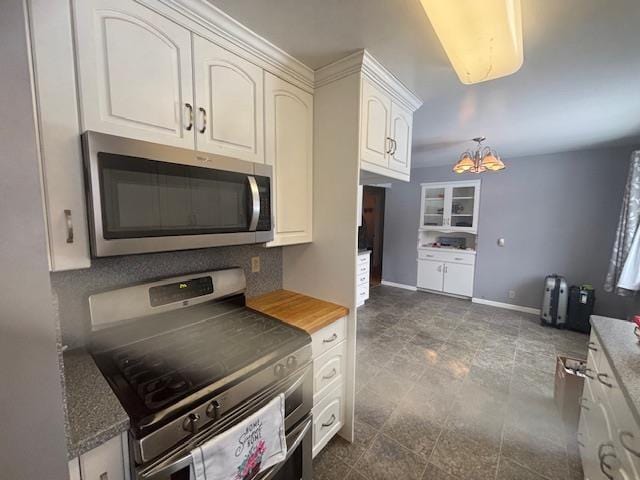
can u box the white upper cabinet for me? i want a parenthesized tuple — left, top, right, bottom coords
(389, 102, 413, 176)
(193, 36, 264, 163)
(419, 180, 481, 233)
(264, 72, 313, 246)
(360, 79, 391, 168)
(358, 67, 421, 182)
(74, 0, 195, 148)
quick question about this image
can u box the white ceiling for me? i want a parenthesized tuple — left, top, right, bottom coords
(208, 0, 640, 167)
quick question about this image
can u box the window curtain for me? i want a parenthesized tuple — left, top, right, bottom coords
(604, 151, 640, 295)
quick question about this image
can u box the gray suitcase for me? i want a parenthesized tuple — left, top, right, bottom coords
(541, 274, 568, 328)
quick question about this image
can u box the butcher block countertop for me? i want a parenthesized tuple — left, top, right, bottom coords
(247, 290, 349, 334)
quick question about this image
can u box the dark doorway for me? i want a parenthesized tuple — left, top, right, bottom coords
(361, 186, 386, 286)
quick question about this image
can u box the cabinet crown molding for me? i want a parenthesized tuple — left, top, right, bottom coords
(147, 0, 315, 91)
(314, 49, 423, 112)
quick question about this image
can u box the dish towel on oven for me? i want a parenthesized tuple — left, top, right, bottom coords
(190, 394, 287, 480)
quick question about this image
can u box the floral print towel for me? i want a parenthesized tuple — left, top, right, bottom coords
(190, 394, 287, 480)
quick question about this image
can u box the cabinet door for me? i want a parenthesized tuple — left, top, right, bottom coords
(193, 36, 264, 163)
(264, 72, 313, 246)
(74, 0, 194, 148)
(389, 101, 413, 175)
(417, 260, 444, 291)
(420, 186, 447, 228)
(443, 262, 474, 297)
(79, 435, 126, 480)
(360, 79, 391, 167)
(448, 183, 479, 232)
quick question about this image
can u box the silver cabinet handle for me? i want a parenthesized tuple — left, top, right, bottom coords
(454, 257, 463, 261)
(620, 431, 640, 457)
(64, 209, 74, 243)
(584, 368, 595, 379)
(321, 414, 336, 428)
(390, 138, 397, 156)
(385, 137, 393, 154)
(588, 341, 598, 352)
(597, 372, 613, 388)
(99, 473, 109, 480)
(184, 103, 193, 131)
(437, 265, 442, 272)
(322, 368, 337, 380)
(198, 107, 207, 134)
(600, 452, 617, 480)
(425, 254, 434, 258)
(444, 265, 448, 273)
(323, 333, 338, 344)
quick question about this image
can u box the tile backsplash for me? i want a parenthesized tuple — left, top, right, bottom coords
(51, 245, 282, 349)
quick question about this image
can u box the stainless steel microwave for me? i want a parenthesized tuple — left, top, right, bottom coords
(82, 132, 273, 257)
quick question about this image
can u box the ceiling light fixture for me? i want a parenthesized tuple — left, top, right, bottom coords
(420, 0, 524, 85)
(453, 137, 505, 174)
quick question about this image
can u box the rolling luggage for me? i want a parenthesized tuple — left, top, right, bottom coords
(541, 274, 568, 328)
(566, 285, 595, 334)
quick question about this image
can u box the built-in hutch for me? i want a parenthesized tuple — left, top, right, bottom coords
(417, 180, 480, 297)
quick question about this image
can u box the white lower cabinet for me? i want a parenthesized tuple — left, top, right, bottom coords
(310, 318, 347, 457)
(71, 433, 129, 480)
(416, 250, 475, 297)
(579, 329, 640, 480)
(356, 252, 371, 307)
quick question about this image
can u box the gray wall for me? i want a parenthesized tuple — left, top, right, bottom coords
(52, 245, 283, 348)
(0, 1, 69, 478)
(383, 145, 637, 319)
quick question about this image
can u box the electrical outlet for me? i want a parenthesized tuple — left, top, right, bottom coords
(509, 290, 516, 299)
(251, 256, 261, 273)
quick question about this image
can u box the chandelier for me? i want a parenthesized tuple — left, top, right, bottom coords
(453, 137, 506, 174)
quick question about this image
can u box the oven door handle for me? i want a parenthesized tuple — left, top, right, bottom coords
(255, 416, 311, 480)
(248, 175, 260, 231)
(139, 416, 311, 480)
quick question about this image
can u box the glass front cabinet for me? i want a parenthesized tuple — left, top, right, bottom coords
(419, 180, 480, 233)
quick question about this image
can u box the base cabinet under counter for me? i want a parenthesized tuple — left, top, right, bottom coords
(69, 433, 130, 480)
(309, 317, 347, 457)
(416, 249, 475, 298)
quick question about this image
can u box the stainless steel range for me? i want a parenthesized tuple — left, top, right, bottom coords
(88, 268, 313, 480)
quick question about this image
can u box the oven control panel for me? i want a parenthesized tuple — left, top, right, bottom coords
(149, 276, 214, 307)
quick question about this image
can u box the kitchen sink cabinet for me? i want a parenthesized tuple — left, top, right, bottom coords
(264, 72, 313, 246)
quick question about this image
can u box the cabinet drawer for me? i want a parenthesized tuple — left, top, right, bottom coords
(312, 383, 344, 457)
(418, 249, 474, 265)
(356, 262, 369, 276)
(312, 317, 346, 357)
(357, 272, 369, 286)
(357, 284, 369, 305)
(357, 254, 370, 266)
(313, 341, 346, 403)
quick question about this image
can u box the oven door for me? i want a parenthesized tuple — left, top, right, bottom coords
(135, 364, 313, 480)
(82, 131, 272, 257)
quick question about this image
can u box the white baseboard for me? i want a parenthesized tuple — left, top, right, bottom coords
(471, 297, 540, 315)
(380, 280, 417, 291)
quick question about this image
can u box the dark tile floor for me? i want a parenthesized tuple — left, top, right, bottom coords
(313, 285, 588, 480)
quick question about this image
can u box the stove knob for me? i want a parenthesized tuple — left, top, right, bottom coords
(286, 356, 298, 369)
(182, 413, 201, 434)
(206, 400, 221, 420)
(274, 363, 285, 378)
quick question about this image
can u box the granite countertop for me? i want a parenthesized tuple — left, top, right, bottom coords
(63, 349, 129, 459)
(591, 315, 640, 423)
(247, 289, 349, 334)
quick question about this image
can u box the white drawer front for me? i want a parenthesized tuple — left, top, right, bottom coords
(312, 317, 347, 358)
(418, 250, 474, 265)
(357, 253, 370, 266)
(312, 383, 344, 457)
(313, 341, 346, 403)
(357, 284, 369, 304)
(357, 272, 369, 286)
(357, 262, 369, 275)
